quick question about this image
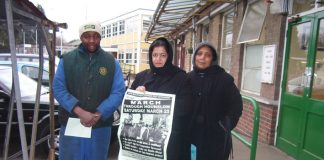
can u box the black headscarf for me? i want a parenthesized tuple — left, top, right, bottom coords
(192, 42, 218, 72)
(148, 37, 174, 75)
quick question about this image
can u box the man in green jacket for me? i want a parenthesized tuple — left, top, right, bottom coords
(53, 21, 125, 160)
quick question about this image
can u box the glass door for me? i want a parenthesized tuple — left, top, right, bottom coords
(277, 11, 324, 160)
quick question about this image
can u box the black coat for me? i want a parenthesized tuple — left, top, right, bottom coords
(188, 65, 243, 160)
(131, 66, 193, 160)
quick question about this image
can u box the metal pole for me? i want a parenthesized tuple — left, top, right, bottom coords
(191, 17, 196, 70)
(60, 30, 63, 55)
(231, 96, 260, 160)
(29, 25, 43, 160)
(23, 31, 25, 54)
(3, 85, 15, 160)
(5, 0, 29, 159)
(47, 27, 56, 160)
(36, 26, 38, 54)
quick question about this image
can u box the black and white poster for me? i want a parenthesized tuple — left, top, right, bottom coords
(118, 89, 175, 160)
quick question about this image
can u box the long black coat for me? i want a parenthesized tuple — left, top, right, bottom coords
(131, 66, 193, 160)
(188, 65, 243, 160)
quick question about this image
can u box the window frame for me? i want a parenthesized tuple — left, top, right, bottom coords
(237, 0, 267, 44)
(241, 44, 264, 95)
(102, 26, 106, 38)
(118, 52, 124, 63)
(220, 9, 234, 73)
(107, 25, 111, 37)
(112, 23, 118, 36)
(125, 52, 132, 64)
(119, 20, 125, 35)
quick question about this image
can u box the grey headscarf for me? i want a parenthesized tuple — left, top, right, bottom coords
(192, 42, 218, 70)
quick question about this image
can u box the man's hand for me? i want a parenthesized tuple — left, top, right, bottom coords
(73, 106, 101, 127)
(92, 111, 102, 125)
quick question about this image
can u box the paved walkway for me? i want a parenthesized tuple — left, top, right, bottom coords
(232, 136, 294, 160)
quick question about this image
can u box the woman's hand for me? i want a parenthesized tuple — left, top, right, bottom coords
(136, 86, 146, 92)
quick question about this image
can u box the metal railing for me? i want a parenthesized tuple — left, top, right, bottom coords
(120, 63, 135, 75)
(231, 95, 260, 160)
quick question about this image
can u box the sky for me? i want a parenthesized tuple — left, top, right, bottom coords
(29, 0, 160, 42)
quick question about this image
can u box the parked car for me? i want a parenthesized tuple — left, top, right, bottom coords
(0, 65, 60, 156)
(0, 53, 59, 67)
(0, 53, 59, 87)
(0, 66, 121, 157)
(0, 61, 50, 86)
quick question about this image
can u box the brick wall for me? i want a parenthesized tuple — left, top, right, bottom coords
(184, 32, 193, 72)
(235, 101, 278, 144)
(177, 1, 287, 145)
(233, 2, 286, 145)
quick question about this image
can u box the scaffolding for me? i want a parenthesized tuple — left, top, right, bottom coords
(1, 0, 66, 159)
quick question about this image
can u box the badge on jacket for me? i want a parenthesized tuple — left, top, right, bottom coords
(99, 67, 108, 76)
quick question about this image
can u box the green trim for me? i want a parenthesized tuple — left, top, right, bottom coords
(232, 95, 260, 160)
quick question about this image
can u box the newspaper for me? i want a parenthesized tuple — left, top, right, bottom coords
(118, 89, 175, 160)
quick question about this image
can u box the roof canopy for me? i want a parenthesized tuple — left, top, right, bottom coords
(145, 0, 236, 41)
(146, 0, 201, 41)
(0, 0, 58, 28)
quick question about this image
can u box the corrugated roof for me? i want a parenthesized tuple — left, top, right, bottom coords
(145, 0, 237, 41)
(145, 0, 202, 41)
(1, 0, 54, 26)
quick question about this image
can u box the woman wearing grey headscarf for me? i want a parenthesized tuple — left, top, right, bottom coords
(188, 42, 243, 160)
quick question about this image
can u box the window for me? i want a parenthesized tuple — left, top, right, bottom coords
(141, 49, 149, 64)
(119, 21, 125, 35)
(291, 0, 316, 15)
(21, 66, 49, 82)
(220, 10, 234, 73)
(241, 44, 263, 94)
(238, 0, 267, 43)
(134, 52, 137, 63)
(118, 53, 124, 63)
(126, 18, 137, 33)
(126, 53, 132, 64)
(107, 25, 111, 37)
(113, 23, 118, 36)
(102, 27, 106, 38)
(143, 20, 151, 31)
(202, 23, 209, 42)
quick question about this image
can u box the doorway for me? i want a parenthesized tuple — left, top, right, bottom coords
(277, 11, 324, 160)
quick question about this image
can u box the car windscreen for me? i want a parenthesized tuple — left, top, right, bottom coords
(0, 68, 48, 97)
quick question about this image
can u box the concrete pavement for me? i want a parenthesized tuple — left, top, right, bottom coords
(109, 136, 295, 160)
(232, 136, 294, 160)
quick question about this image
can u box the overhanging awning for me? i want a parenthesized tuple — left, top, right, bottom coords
(145, 0, 237, 41)
(145, 0, 202, 41)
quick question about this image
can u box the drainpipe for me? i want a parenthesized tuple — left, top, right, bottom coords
(191, 17, 196, 71)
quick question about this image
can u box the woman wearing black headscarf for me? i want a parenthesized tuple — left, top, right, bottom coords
(131, 37, 192, 160)
(188, 42, 243, 160)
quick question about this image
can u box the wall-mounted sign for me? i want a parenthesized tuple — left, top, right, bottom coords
(261, 45, 276, 84)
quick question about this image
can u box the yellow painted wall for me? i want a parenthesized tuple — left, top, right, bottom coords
(101, 31, 151, 74)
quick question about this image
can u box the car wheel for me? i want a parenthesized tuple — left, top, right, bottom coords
(38, 121, 60, 159)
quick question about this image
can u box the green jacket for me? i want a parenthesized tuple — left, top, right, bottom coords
(59, 47, 116, 128)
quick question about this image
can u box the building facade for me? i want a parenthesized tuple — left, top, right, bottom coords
(101, 8, 154, 74)
(146, 0, 324, 160)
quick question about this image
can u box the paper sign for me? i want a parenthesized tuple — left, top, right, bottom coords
(64, 117, 92, 138)
(261, 45, 276, 84)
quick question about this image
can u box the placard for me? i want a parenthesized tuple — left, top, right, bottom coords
(261, 45, 276, 84)
(118, 89, 175, 160)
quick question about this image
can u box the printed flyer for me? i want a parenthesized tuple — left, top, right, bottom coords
(118, 89, 175, 160)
